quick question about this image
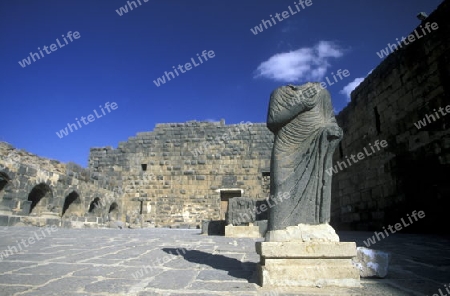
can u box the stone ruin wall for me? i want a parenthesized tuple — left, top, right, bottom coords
(330, 0, 450, 232)
(2, 1, 449, 233)
(88, 121, 273, 228)
(0, 142, 120, 227)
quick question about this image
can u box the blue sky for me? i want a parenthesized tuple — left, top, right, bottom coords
(0, 0, 443, 166)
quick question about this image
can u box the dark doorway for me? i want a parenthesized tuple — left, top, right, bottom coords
(109, 202, 118, 213)
(27, 183, 52, 214)
(62, 191, 80, 216)
(220, 190, 241, 220)
(0, 172, 10, 192)
(88, 197, 101, 213)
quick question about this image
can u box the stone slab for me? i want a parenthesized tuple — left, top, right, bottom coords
(263, 258, 353, 266)
(256, 241, 360, 287)
(0, 215, 8, 226)
(256, 241, 357, 258)
(258, 263, 360, 288)
(225, 225, 261, 238)
(265, 223, 340, 242)
(353, 247, 390, 278)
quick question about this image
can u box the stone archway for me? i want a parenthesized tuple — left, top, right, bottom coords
(108, 202, 119, 221)
(62, 191, 82, 217)
(0, 172, 12, 212)
(88, 197, 102, 215)
(109, 202, 118, 213)
(0, 172, 10, 192)
(27, 183, 52, 215)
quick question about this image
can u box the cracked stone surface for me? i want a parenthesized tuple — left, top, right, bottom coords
(0, 227, 449, 295)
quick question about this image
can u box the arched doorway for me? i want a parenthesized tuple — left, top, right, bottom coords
(28, 183, 52, 215)
(62, 191, 81, 217)
(109, 202, 118, 213)
(0, 172, 10, 192)
(88, 197, 102, 215)
(0, 171, 12, 212)
(108, 202, 119, 221)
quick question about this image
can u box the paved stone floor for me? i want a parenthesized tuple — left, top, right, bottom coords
(0, 227, 449, 296)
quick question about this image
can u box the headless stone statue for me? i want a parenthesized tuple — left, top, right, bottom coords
(266, 82, 343, 231)
(258, 85, 359, 286)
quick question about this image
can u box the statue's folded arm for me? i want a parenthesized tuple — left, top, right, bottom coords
(267, 85, 319, 133)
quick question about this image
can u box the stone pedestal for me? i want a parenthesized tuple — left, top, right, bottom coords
(256, 224, 360, 288)
(225, 224, 261, 238)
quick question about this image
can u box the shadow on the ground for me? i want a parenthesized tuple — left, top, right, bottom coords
(162, 248, 257, 283)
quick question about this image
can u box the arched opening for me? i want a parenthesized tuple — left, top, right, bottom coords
(108, 202, 119, 221)
(62, 191, 81, 217)
(0, 172, 11, 192)
(88, 197, 101, 213)
(28, 183, 52, 214)
(109, 202, 118, 213)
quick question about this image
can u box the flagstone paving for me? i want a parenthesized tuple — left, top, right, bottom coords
(0, 226, 449, 295)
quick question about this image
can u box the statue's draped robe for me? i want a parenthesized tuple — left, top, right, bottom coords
(267, 83, 343, 231)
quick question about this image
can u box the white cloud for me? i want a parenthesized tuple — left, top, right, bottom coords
(339, 70, 373, 102)
(254, 41, 344, 83)
(339, 78, 365, 102)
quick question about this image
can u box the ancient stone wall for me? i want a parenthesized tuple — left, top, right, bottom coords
(331, 0, 450, 232)
(89, 121, 273, 228)
(0, 142, 119, 227)
(4, 1, 449, 232)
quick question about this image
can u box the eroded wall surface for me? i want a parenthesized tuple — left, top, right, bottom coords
(0, 142, 119, 227)
(89, 121, 273, 227)
(331, 0, 450, 232)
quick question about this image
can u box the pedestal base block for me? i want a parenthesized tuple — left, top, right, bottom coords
(256, 241, 360, 288)
(225, 224, 261, 238)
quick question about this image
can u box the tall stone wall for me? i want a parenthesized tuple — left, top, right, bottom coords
(89, 121, 273, 228)
(0, 142, 119, 227)
(331, 0, 450, 232)
(4, 1, 449, 232)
